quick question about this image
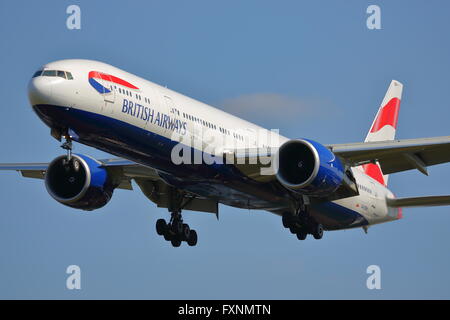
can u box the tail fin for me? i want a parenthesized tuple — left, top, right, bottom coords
(362, 80, 403, 186)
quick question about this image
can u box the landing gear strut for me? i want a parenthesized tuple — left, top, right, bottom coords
(155, 190, 199, 247)
(60, 134, 80, 172)
(282, 209, 324, 241)
(60, 135, 73, 161)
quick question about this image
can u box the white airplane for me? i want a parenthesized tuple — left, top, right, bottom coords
(1, 59, 450, 248)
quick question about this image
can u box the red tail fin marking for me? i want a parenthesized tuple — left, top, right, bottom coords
(370, 97, 401, 133)
(362, 163, 385, 185)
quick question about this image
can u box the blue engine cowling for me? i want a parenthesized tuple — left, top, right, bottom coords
(45, 154, 115, 210)
(276, 139, 344, 197)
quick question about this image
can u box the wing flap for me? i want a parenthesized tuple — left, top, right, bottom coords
(21, 170, 46, 179)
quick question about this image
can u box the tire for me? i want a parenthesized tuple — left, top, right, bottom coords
(312, 223, 324, 240)
(289, 226, 297, 234)
(171, 220, 183, 234)
(182, 224, 190, 241)
(163, 231, 172, 241)
(171, 238, 181, 247)
(282, 213, 292, 228)
(187, 230, 198, 247)
(296, 230, 307, 240)
(156, 219, 167, 236)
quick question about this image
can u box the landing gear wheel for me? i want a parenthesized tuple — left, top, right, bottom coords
(182, 223, 190, 241)
(156, 219, 167, 236)
(312, 223, 324, 240)
(282, 213, 292, 228)
(163, 231, 172, 241)
(289, 226, 297, 234)
(187, 230, 198, 247)
(171, 238, 181, 247)
(296, 229, 307, 240)
(171, 220, 183, 234)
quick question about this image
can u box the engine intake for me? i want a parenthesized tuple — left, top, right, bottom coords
(45, 154, 114, 210)
(276, 139, 345, 196)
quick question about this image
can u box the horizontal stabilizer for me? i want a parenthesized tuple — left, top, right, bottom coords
(387, 195, 450, 208)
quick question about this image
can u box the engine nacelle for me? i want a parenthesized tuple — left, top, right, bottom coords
(45, 154, 115, 211)
(276, 139, 345, 197)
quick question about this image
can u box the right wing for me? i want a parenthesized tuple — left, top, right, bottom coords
(328, 136, 450, 175)
(0, 163, 48, 179)
(0, 158, 219, 214)
(0, 158, 161, 190)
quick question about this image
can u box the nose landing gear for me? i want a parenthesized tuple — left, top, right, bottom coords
(60, 134, 73, 161)
(60, 134, 81, 172)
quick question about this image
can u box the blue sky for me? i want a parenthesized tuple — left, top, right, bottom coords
(1, 0, 450, 299)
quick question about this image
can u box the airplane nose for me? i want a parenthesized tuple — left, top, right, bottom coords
(28, 77, 52, 106)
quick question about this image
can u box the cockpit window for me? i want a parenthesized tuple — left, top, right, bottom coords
(42, 70, 57, 77)
(32, 70, 42, 78)
(35, 69, 74, 80)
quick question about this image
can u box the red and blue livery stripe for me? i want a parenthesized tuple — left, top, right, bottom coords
(88, 71, 139, 94)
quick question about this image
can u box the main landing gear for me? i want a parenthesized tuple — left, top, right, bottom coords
(156, 212, 198, 247)
(282, 209, 324, 241)
(155, 189, 198, 247)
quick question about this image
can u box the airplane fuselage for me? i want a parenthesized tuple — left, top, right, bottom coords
(28, 59, 401, 231)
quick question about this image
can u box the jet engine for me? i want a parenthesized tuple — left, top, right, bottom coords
(276, 139, 346, 197)
(45, 154, 115, 210)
